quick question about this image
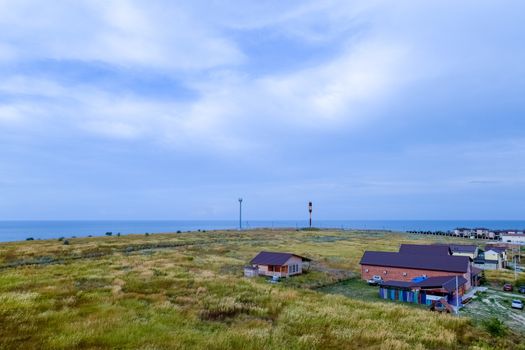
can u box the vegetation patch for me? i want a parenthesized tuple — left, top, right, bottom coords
(0, 229, 523, 349)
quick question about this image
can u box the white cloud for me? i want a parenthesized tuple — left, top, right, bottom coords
(2, 0, 518, 157)
(0, 0, 245, 71)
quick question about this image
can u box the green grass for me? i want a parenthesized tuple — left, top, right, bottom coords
(0, 229, 523, 349)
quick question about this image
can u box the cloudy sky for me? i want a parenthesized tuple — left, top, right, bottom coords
(1, 0, 524, 220)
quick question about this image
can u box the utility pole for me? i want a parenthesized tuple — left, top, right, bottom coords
(238, 198, 243, 231)
(515, 252, 518, 282)
(308, 201, 313, 228)
(456, 275, 459, 315)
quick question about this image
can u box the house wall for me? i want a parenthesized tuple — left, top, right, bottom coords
(256, 256, 304, 277)
(473, 262, 499, 270)
(257, 265, 283, 277)
(485, 251, 500, 261)
(361, 265, 471, 290)
(284, 256, 303, 276)
(452, 251, 477, 260)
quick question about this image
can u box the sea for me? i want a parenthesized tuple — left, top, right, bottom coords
(1, 220, 525, 243)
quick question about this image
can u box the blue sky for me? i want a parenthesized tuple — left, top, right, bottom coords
(1, 1, 525, 220)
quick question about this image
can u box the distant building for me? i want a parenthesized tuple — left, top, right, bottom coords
(248, 251, 311, 278)
(453, 228, 473, 237)
(475, 228, 490, 239)
(500, 233, 525, 245)
(473, 248, 505, 270)
(484, 244, 509, 262)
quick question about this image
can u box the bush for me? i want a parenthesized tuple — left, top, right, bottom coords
(145, 232, 150, 236)
(58, 237, 64, 241)
(26, 237, 34, 241)
(105, 232, 112, 236)
(63, 240, 70, 245)
(482, 317, 507, 337)
(177, 230, 182, 233)
(117, 232, 121, 237)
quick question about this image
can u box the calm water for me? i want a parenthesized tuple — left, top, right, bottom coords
(1, 220, 525, 242)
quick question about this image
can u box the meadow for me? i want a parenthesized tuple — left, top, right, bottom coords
(0, 229, 523, 350)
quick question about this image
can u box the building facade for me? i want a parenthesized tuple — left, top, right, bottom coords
(249, 251, 310, 278)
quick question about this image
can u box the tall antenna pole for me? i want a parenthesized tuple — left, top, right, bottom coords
(308, 201, 313, 228)
(238, 198, 243, 231)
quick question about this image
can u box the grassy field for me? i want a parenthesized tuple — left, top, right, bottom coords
(0, 229, 524, 349)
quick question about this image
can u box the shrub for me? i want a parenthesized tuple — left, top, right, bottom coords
(145, 232, 150, 236)
(63, 240, 70, 245)
(117, 232, 121, 237)
(482, 317, 506, 337)
(26, 237, 34, 241)
(177, 230, 182, 233)
(105, 232, 112, 236)
(58, 237, 64, 241)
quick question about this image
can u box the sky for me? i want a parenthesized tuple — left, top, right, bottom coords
(1, 0, 525, 220)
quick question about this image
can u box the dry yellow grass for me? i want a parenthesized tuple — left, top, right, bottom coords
(0, 229, 523, 349)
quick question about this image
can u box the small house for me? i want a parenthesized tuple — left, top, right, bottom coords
(473, 248, 505, 270)
(248, 251, 311, 278)
(379, 275, 468, 306)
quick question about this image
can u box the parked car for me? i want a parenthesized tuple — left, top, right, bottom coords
(367, 275, 383, 286)
(511, 300, 524, 310)
(503, 283, 513, 292)
(430, 300, 451, 313)
(518, 285, 525, 294)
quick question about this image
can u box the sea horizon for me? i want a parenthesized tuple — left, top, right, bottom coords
(1, 219, 525, 243)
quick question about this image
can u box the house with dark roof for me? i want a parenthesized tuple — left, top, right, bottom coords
(473, 248, 506, 270)
(432, 243, 479, 260)
(379, 276, 468, 307)
(399, 244, 452, 256)
(360, 245, 473, 291)
(360, 244, 478, 307)
(246, 251, 311, 278)
(449, 244, 478, 259)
